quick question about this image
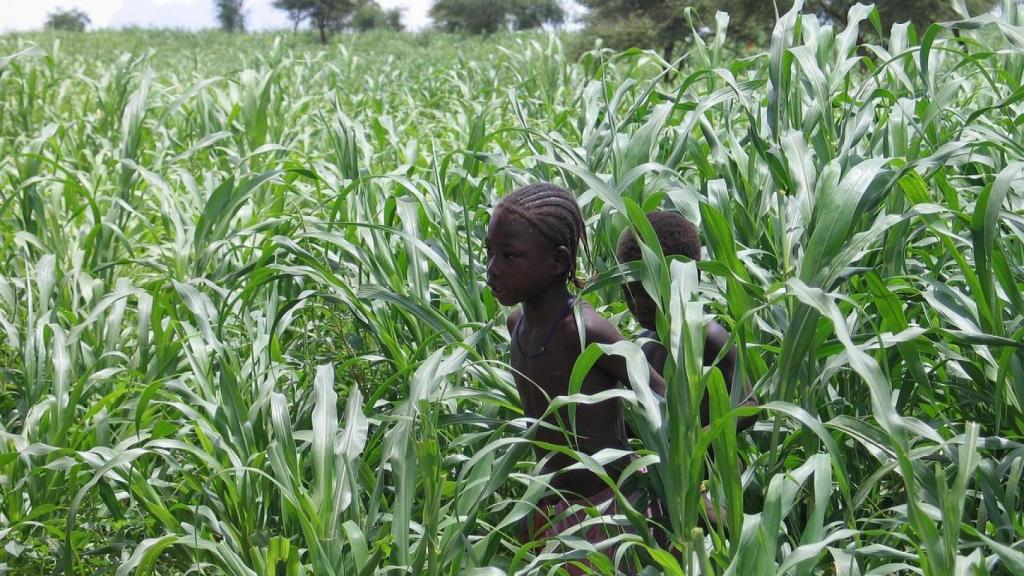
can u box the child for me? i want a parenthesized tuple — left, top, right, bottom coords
(616, 210, 758, 431)
(617, 211, 758, 532)
(485, 183, 665, 571)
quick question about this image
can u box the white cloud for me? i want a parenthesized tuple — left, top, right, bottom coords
(0, 0, 434, 32)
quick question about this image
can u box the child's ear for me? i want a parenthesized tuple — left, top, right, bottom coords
(551, 246, 572, 277)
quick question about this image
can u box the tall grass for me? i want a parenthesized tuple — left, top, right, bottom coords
(1, 2, 1023, 574)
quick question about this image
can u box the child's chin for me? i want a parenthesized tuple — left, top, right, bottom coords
(492, 291, 517, 306)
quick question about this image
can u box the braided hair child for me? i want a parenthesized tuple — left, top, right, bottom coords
(485, 183, 666, 571)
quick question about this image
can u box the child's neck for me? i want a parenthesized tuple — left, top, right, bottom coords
(521, 284, 574, 328)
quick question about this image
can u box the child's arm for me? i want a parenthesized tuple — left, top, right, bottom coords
(583, 313, 668, 397)
(705, 321, 758, 433)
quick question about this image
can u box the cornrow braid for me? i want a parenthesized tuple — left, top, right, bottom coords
(495, 183, 591, 288)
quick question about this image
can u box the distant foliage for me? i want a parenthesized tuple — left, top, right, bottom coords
(44, 8, 91, 32)
(430, 0, 564, 34)
(272, 0, 352, 42)
(272, 0, 400, 41)
(352, 3, 404, 32)
(274, 0, 310, 31)
(509, 0, 566, 29)
(813, 0, 999, 31)
(579, 0, 999, 54)
(215, 0, 246, 32)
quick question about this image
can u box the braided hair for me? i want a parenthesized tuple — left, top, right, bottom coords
(495, 183, 591, 288)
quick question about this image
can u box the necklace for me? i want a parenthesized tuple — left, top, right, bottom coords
(514, 297, 578, 359)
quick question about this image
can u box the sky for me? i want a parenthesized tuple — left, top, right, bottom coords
(0, 0, 438, 32)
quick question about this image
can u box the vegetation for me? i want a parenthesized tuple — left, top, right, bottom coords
(43, 8, 91, 32)
(430, 0, 565, 34)
(2, 0, 1024, 574)
(579, 0, 999, 53)
(352, 3, 404, 32)
(272, 0, 399, 41)
(215, 0, 247, 32)
(813, 0, 1000, 29)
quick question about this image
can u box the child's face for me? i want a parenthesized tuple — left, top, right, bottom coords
(485, 210, 564, 306)
(622, 281, 657, 331)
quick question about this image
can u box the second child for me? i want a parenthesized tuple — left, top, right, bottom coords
(616, 210, 758, 430)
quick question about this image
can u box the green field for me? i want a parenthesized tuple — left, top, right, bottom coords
(2, 2, 1024, 574)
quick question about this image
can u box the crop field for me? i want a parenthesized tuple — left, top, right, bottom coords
(2, 1, 1024, 574)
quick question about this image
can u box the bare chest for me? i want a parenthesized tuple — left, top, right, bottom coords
(510, 324, 574, 401)
(511, 328, 620, 416)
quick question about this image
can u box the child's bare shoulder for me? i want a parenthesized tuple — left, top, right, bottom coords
(540, 302, 624, 348)
(705, 319, 732, 352)
(506, 308, 523, 333)
(576, 303, 623, 346)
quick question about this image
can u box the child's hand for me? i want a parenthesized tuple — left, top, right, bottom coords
(517, 517, 529, 543)
(518, 509, 542, 543)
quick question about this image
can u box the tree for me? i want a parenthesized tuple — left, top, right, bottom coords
(311, 0, 351, 42)
(352, 3, 404, 31)
(272, 0, 356, 42)
(430, 0, 507, 34)
(45, 7, 91, 32)
(578, 0, 692, 60)
(430, 0, 564, 35)
(273, 0, 400, 41)
(274, 0, 311, 31)
(511, 0, 566, 29)
(215, 0, 246, 32)
(384, 7, 403, 31)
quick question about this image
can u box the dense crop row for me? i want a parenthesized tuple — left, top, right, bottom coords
(2, 1, 1024, 574)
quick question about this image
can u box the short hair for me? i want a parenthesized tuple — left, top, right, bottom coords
(616, 211, 700, 263)
(494, 183, 590, 287)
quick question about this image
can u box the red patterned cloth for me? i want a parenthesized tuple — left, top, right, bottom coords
(532, 486, 649, 575)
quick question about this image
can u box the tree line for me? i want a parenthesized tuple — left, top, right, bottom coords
(261, 0, 1003, 46)
(43, 1, 1002, 50)
(271, 0, 404, 42)
(267, 0, 566, 41)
